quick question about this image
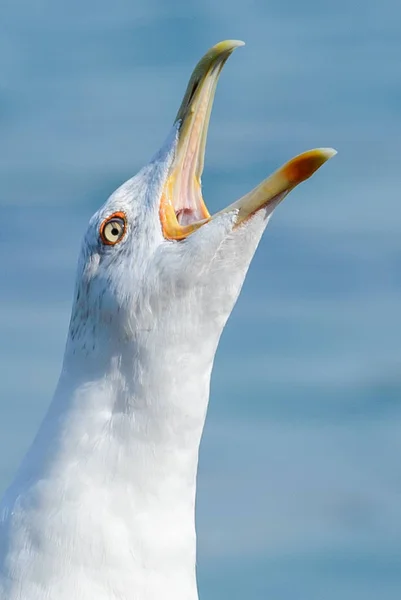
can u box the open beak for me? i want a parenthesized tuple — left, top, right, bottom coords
(159, 40, 336, 241)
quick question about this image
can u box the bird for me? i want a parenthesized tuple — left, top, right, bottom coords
(0, 40, 336, 600)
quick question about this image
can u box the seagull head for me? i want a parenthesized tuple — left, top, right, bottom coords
(0, 44, 337, 600)
(68, 41, 336, 368)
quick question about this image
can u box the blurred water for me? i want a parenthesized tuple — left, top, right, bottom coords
(1, 0, 401, 598)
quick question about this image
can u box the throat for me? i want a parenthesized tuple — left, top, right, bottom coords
(176, 207, 199, 226)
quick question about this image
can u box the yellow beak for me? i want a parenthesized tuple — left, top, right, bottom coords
(160, 40, 336, 241)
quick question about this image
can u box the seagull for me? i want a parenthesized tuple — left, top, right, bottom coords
(0, 41, 336, 600)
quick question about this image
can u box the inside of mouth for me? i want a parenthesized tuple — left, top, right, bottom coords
(176, 208, 199, 226)
(174, 181, 208, 226)
(170, 76, 214, 227)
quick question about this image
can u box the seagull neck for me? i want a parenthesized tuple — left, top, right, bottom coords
(3, 331, 219, 599)
(54, 330, 217, 506)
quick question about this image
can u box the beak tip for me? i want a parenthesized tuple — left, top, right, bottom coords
(231, 39, 246, 48)
(283, 147, 337, 186)
(319, 147, 337, 160)
(212, 40, 245, 55)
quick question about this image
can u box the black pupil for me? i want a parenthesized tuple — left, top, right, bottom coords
(111, 226, 119, 237)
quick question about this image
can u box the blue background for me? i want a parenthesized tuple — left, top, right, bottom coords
(1, 0, 401, 598)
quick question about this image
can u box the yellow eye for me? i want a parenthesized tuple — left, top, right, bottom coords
(100, 212, 127, 245)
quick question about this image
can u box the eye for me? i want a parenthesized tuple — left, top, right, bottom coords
(99, 212, 127, 246)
